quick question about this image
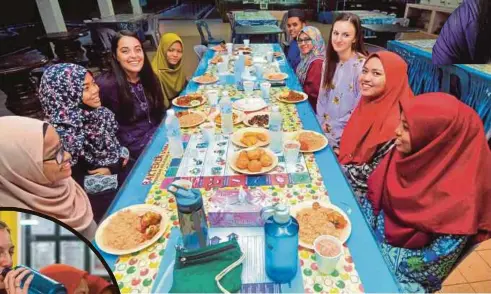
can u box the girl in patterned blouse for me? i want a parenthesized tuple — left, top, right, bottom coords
(317, 12, 367, 150)
(359, 93, 491, 292)
(338, 51, 414, 197)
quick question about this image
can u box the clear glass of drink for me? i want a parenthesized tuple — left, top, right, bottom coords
(243, 80, 254, 95)
(200, 122, 216, 143)
(244, 39, 250, 47)
(313, 235, 343, 274)
(283, 140, 300, 167)
(260, 82, 271, 101)
(206, 90, 219, 106)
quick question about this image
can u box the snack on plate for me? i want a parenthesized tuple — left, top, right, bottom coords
(235, 148, 272, 172)
(240, 131, 268, 147)
(214, 112, 239, 125)
(296, 202, 348, 246)
(210, 55, 223, 64)
(247, 114, 269, 127)
(266, 73, 287, 80)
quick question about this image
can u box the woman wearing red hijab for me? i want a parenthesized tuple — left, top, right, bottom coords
(39, 264, 116, 294)
(338, 51, 414, 196)
(360, 93, 491, 292)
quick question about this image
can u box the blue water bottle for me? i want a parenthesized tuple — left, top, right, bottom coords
(167, 180, 209, 250)
(262, 204, 299, 283)
(1, 266, 67, 294)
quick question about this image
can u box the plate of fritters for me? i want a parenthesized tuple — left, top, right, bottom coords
(95, 204, 167, 255)
(276, 90, 308, 104)
(291, 201, 351, 248)
(231, 127, 270, 148)
(172, 93, 207, 108)
(263, 72, 288, 81)
(230, 147, 278, 175)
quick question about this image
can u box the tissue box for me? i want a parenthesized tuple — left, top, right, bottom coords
(207, 188, 272, 227)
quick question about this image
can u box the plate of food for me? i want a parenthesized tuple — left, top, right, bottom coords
(232, 97, 268, 112)
(176, 110, 207, 128)
(95, 204, 167, 255)
(286, 130, 328, 153)
(234, 47, 252, 54)
(172, 93, 207, 108)
(291, 201, 351, 248)
(192, 74, 218, 84)
(229, 147, 278, 175)
(209, 110, 245, 125)
(211, 43, 226, 51)
(243, 112, 270, 128)
(273, 52, 283, 58)
(231, 127, 270, 148)
(210, 55, 224, 64)
(276, 90, 308, 104)
(264, 72, 288, 81)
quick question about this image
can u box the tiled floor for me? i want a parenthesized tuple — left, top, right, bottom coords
(439, 239, 491, 293)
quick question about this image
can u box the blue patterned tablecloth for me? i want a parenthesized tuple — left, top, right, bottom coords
(233, 11, 279, 27)
(388, 39, 491, 137)
(328, 10, 396, 37)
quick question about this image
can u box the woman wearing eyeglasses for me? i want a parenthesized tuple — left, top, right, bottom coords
(295, 26, 326, 112)
(0, 116, 96, 240)
(39, 63, 129, 221)
(317, 13, 367, 150)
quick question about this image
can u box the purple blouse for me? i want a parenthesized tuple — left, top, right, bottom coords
(96, 72, 160, 159)
(316, 54, 365, 147)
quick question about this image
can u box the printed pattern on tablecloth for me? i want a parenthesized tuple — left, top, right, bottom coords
(399, 39, 436, 53)
(112, 180, 364, 293)
(161, 133, 312, 189)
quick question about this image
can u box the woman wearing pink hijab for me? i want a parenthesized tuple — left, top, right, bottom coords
(0, 116, 95, 240)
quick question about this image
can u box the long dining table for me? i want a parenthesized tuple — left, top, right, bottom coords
(93, 43, 402, 293)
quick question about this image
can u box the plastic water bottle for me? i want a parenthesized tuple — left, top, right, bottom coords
(269, 105, 283, 153)
(234, 52, 245, 87)
(1, 266, 67, 294)
(220, 91, 233, 134)
(165, 109, 184, 158)
(262, 204, 299, 283)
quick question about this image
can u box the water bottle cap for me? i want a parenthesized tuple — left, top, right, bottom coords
(273, 204, 290, 224)
(167, 109, 175, 116)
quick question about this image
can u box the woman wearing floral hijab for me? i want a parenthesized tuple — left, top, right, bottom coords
(295, 26, 326, 111)
(39, 63, 129, 218)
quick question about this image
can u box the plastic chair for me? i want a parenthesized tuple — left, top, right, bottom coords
(195, 20, 224, 46)
(194, 45, 208, 62)
(392, 18, 410, 27)
(145, 14, 161, 48)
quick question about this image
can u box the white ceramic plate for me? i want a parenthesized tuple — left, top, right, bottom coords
(172, 94, 207, 108)
(95, 204, 167, 255)
(290, 200, 352, 248)
(176, 110, 207, 128)
(229, 147, 278, 175)
(232, 97, 268, 112)
(231, 127, 271, 148)
(276, 90, 308, 104)
(192, 75, 218, 84)
(243, 111, 270, 128)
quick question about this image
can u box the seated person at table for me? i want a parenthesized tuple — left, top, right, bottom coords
(97, 30, 166, 161)
(359, 93, 491, 292)
(338, 51, 413, 196)
(39, 63, 129, 199)
(285, 9, 306, 71)
(295, 26, 326, 111)
(317, 13, 367, 149)
(40, 264, 118, 294)
(152, 33, 187, 108)
(432, 0, 491, 64)
(0, 117, 96, 240)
